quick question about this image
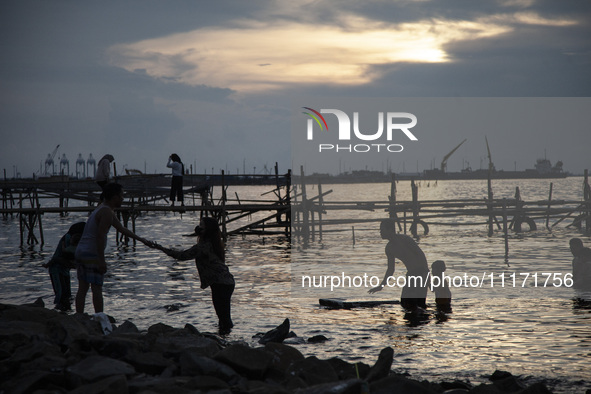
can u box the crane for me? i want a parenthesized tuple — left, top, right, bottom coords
(440, 139, 467, 173)
(44, 145, 60, 175)
(485, 136, 495, 172)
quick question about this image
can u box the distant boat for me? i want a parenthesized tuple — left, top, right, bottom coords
(423, 158, 568, 180)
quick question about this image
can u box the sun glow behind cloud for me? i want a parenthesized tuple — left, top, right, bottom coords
(106, 12, 575, 93)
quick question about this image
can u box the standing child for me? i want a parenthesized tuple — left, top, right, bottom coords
(431, 260, 452, 313)
(43, 222, 86, 311)
(152, 217, 235, 334)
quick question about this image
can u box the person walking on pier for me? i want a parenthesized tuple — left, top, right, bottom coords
(75, 183, 153, 314)
(167, 154, 184, 206)
(151, 217, 235, 334)
(369, 219, 430, 311)
(95, 154, 114, 190)
(43, 221, 86, 311)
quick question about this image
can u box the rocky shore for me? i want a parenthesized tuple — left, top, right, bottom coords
(0, 299, 558, 393)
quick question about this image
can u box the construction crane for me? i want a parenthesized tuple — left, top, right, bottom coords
(440, 139, 467, 173)
(484, 136, 495, 172)
(44, 144, 60, 175)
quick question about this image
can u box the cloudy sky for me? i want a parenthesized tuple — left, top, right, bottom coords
(1, 0, 590, 178)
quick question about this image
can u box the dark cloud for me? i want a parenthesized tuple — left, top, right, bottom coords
(1, 0, 589, 176)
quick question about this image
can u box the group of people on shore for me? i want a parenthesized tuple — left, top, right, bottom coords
(47, 153, 233, 334)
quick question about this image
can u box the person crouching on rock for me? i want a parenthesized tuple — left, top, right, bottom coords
(151, 217, 235, 335)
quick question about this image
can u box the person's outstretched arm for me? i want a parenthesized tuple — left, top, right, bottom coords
(110, 211, 153, 247)
(153, 243, 202, 261)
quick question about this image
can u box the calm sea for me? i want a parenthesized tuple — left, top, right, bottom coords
(1, 178, 590, 392)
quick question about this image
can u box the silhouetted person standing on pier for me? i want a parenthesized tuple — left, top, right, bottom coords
(75, 183, 153, 314)
(167, 154, 184, 206)
(151, 217, 235, 334)
(95, 154, 114, 190)
(369, 219, 430, 311)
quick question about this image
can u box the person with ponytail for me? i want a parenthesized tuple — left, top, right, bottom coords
(167, 153, 184, 206)
(152, 217, 235, 334)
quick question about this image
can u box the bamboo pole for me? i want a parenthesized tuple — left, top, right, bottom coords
(545, 183, 553, 230)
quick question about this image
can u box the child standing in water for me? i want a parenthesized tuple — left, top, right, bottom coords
(431, 260, 452, 313)
(151, 217, 235, 335)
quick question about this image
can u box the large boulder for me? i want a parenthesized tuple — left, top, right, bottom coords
(214, 344, 274, 380)
(286, 356, 339, 386)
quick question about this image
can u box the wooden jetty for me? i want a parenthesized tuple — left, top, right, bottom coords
(292, 168, 591, 249)
(2, 165, 291, 246)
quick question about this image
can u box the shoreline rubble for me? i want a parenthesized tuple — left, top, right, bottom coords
(0, 299, 556, 393)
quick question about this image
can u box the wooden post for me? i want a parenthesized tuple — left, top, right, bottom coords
(545, 182, 553, 231)
(221, 170, 227, 242)
(19, 192, 23, 245)
(285, 169, 291, 237)
(502, 198, 509, 266)
(411, 179, 419, 237)
(317, 183, 324, 240)
(585, 170, 590, 234)
(388, 173, 402, 233)
(36, 189, 44, 246)
(487, 170, 494, 237)
(300, 166, 309, 241)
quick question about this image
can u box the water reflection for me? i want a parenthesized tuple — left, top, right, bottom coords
(1, 181, 590, 392)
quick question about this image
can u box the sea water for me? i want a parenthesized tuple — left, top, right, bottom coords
(0, 178, 589, 392)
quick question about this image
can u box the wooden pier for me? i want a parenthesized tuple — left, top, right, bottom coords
(292, 168, 591, 249)
(2, 165, 291, 246)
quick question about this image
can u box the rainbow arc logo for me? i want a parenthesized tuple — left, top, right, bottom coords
(302, 107, 328, 132)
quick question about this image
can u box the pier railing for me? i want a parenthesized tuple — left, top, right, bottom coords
(2, 165, 292, 246)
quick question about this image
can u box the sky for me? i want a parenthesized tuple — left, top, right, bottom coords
(1, 0, 590, 178)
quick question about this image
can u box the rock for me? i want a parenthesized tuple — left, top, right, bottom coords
(147, 322, 176, 336)
(179, 350, 241, 384)
(67, 355, 135, 383)
(1, 370, 66, 394)
(21, 297, 45, 308)
(214, 344, 274, 379)
(295, 378, 368, 394)
(264, 342, 306, 374)
(127, 376, 193, 393)
(125, 350, 173, 375)
(153, 332, 221, 357)
(46, 315, 92, 346)
(326, 357, 370, 380)
(184, 375, 231, 391)
(20, 354, 67, 374)
(489, 370, 514, 381)
(89, 335, 144, 360)
(492, 375, 526, 392)
(183, 323, 200, 335)
(111, 320, 139, 335)
(286, 356, 339, 386)
(365, 347, 394, 383)
(68, 374, 128, 394)
(259, 318, 290, 345)
(519, 382, 553, 394)
(439, 380, 473, 391)
(307, 335, 329, 343)
(247, 379, 292, 393)
(370, 374, 439, 394)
